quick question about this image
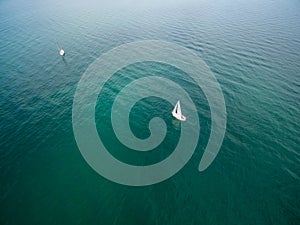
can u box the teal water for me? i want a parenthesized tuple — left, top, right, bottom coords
(1, 0, 300, 224)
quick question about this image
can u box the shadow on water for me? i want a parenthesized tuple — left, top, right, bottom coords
(172, 119, 181, 130)
(62, 56, 68, 65)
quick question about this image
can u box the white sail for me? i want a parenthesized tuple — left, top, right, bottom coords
(172, 101, 178, 115)
(176, 101, 182, 116)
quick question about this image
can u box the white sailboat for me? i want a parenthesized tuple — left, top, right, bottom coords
(56, 41, 65, 56)
(172, 100, 186, 121)
(59, 49, 65, 56)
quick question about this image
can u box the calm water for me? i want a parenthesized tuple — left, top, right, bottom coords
(1, 0, 300, 224)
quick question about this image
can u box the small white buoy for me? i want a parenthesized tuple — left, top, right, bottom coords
(59, 49, 65, 56)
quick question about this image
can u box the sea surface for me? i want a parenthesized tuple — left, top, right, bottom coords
(1, 0, 300, 224)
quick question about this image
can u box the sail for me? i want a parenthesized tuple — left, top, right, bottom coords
(172, 101, 178, 115)
(176, 101, 182, 116)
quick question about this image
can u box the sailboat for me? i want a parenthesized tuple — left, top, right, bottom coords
(56, 41, 65, 56)
(172, 100, 186, 121)
(59, 49, 65, 56)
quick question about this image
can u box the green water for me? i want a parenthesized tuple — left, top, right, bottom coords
(1, 0, 300, 224)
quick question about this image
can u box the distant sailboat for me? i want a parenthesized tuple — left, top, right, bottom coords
(172, 100, 186, 121)
(59, 49, 65, 56)
(56, 41, 65, 56)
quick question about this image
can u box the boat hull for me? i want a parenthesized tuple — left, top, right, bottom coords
(172, 111, 186, 121)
